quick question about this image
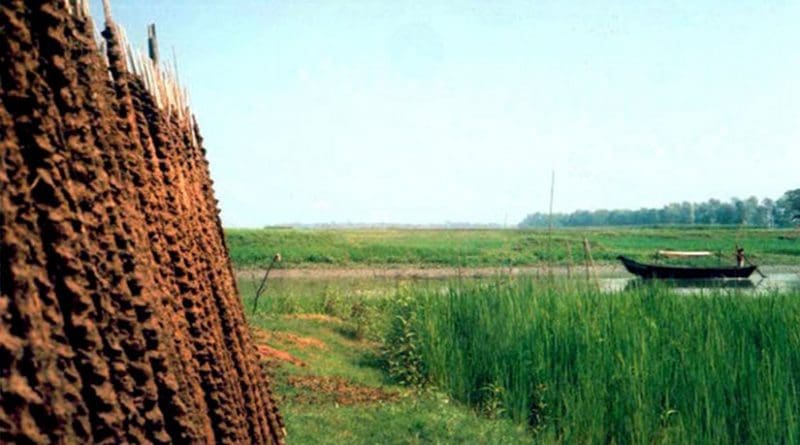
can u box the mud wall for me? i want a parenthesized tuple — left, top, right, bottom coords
(0, 1, 284, 443)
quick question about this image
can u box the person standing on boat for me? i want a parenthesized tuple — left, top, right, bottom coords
(735, 246, 745, 268)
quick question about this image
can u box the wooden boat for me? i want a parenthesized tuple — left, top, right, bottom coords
(617, 255, 757, 279)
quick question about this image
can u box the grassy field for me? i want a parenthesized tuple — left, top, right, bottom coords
(234, 227, 800, 443)
(385, 279, 800, 444)
(241, 275, 800, 444)
(241, 277, 533, 444)
(226, 226, 800, 269)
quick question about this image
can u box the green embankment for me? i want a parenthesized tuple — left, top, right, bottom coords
(226, 226, 800, 268)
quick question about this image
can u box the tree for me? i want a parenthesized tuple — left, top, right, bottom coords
(716, 201, 736, 225)
(729, 196, 760, 226)
(683, 202, 695, 225)
(757, 198, 774, 227)
(516, 191, 798, 228)
(778, 189, 800, 225)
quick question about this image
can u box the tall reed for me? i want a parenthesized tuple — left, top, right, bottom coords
(386, 279, 800, 444)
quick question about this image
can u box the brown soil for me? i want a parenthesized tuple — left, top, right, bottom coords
(287, 376, 399, 406)
(284, 314, 347, 324)
(253, 328, 328, 351)
(1, 2, 283, 444)
(256, 345, 307, 368)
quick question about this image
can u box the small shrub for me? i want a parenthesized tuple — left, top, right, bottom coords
(383, 293, 426, 387)
(479, 382, 506, 420)
(349, 301, 368, 340)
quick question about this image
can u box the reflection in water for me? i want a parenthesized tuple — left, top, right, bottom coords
(603, 274, 800, 295)
(624, 278, 755, 291)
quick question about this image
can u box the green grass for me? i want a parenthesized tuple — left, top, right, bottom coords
(243, 278, 533, 444)
(239, 275, 402, 341)
(225, 226, 800, 269)
(240, 275, 400, 317)
(240, 274, 800, 443)
(283, 396, 532, 445)
(385, 279, 800, 444)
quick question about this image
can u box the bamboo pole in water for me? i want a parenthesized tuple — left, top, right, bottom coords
(583, 238, 600, 290)
(565, 240, 573, 279)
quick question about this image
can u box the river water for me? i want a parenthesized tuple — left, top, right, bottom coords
(600, 273, 800, 295)
(242, 266, 800, 297)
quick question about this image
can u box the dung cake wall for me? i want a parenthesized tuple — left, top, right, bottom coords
(0, 1, 285, 443)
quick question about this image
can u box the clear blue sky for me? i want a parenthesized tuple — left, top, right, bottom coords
(96, 1, 800, 227)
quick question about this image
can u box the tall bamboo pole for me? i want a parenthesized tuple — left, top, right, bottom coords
(583, 238, 600, 290)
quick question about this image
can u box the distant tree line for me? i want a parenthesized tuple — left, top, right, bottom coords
(519, 189, 800, 228)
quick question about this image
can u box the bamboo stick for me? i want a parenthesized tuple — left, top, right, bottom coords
(150, 61, 161, 107)
(80, 0, 90, 20)
(167, 76, 176, 112)
(142, 57, 154, 97)
(190, 114, 198, 148)
(101, 0, 114, 25)
(174, 77, 184, 118)
(583, 238, 600, 290)
(127, 45, 139, 77)
(119, 27, 133, 73)
(78, 1, 194, 119)
(251, 254, 282, 314)
(164, 69, 173, 114)
(565, 240, 573, 279)
(154, 61, 165, 108)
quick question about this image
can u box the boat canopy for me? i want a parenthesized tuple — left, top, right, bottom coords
(657, 250, 713, 257)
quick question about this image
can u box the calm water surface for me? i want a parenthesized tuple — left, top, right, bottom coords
(601, 273, 800, 295)
(246, 267, 800, 297)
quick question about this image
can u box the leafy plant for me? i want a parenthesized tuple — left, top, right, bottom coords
(383, 293, 426, 387)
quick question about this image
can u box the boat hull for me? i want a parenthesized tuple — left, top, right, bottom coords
(617, 255, 756, 279)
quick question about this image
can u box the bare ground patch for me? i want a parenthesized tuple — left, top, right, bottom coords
(253, 327, 328, 351)
(283, 313, 347, 324)
(256, 344, 307, 367)
(287, 375, 399, 405)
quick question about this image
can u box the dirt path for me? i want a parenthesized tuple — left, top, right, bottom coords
(237, 264, 626, 280)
